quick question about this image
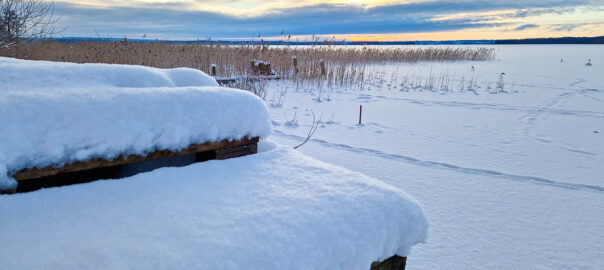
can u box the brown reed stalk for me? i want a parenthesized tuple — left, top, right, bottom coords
(0, 40, 495, 93)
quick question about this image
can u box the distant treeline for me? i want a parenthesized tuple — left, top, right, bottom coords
(38, 35, 604, 45)
(494, 36, 604, 44)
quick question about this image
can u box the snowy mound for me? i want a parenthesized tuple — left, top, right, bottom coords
(0, 57, 271, 190)
(0, 57, 219, 88)
(0, 146, 428, 270)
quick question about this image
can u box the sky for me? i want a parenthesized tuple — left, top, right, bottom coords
(49, 0, 604, 41)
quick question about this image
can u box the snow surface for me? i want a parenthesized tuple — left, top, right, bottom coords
(0, 57, 219, 88)
(0, 58, 270, 190)
(266, 45, 604, 269)
(0, 145, 428, 270)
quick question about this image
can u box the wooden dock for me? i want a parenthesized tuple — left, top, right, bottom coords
(213, 59, 281, 86)
(6, 137, 259, 193)
(215, 74, 281, 86)
(371, 256, 407, 270)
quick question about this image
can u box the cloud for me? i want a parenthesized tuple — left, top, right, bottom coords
(553, 24, 580, 32)
(50, 0, 599, 39)
(548, 22, 604, 32)
(513, 24, 539, 31)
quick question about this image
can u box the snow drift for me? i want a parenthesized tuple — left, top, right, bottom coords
(0, 145, 428, 270)
(0, 57, 271, 190)
(0, 57, 219, 88)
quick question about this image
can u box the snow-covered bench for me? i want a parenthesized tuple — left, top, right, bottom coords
(0, 144, 428, 269)
(0, 57, 270, 192)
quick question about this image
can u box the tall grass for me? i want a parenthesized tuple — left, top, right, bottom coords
(1, 41, 495, 95)
(1, 40, 494, 77)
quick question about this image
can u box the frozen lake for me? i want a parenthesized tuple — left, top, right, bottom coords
(266, 45, 604, 269)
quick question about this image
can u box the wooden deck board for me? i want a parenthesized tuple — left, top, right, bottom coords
(215, 75, 281, 85)
(371, 256, 407, 270)
(12, 137, 259, 181)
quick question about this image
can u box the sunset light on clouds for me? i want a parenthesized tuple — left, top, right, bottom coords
(49, 0, 604, 41)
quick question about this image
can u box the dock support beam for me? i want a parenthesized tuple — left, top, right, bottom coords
(371, 256, 407, 270)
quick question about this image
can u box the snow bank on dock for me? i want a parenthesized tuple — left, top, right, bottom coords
(0, 57, 271, 190)
(0, 57, 219, 88)
(0, 145, 428, 270)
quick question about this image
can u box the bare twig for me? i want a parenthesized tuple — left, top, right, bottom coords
(294, 111, 320, 149)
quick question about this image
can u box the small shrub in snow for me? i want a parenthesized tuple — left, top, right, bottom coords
(496, 72, 506, 92)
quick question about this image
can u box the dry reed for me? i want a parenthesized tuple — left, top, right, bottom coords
(0, 40, 495, 95)
(1, 40, 494, 77)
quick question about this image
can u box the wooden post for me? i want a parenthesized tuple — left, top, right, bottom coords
(210, 64, 216, 76)
(370, 256, 407, 270)
(359, 105, 363, 124)
(260, 62, 271, 75)
(251, 60, 257, 75)
(292, 55, 299, 75)
(320, 59, 326, 76)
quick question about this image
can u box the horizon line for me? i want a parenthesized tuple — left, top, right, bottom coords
(46, 35, 604, 44)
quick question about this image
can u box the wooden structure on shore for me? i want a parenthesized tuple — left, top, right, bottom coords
(371, 256, 407, 270)
(212, 60, 281, 86)
(215, 74, 281, 86)
(5, 137, 259, 194)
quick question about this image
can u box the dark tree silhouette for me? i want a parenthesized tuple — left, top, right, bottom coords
(1, 0, 57, 48)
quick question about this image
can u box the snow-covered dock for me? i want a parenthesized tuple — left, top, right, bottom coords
(0, 57, 271, 191)
(0, 145, 428, 270)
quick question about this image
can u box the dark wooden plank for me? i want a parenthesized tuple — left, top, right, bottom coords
(0, 188, 16, 195)
(215, 144, 257, 160)
(370, 256, 407, 270)
(216, 78, 237, 85)
(215, 75, 281, 86)
(12, 137, 259, 181)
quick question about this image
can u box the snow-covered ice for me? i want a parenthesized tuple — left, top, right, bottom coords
(266, 45, 604, 269)
(0, 145, 428, 270)
(0, 58, 271, 190)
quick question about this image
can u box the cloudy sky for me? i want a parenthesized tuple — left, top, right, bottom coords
(50, 0, 604, 41)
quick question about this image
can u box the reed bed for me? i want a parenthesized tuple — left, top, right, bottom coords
(2, 40, 492, 71)
(1, 40, 495, 94)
